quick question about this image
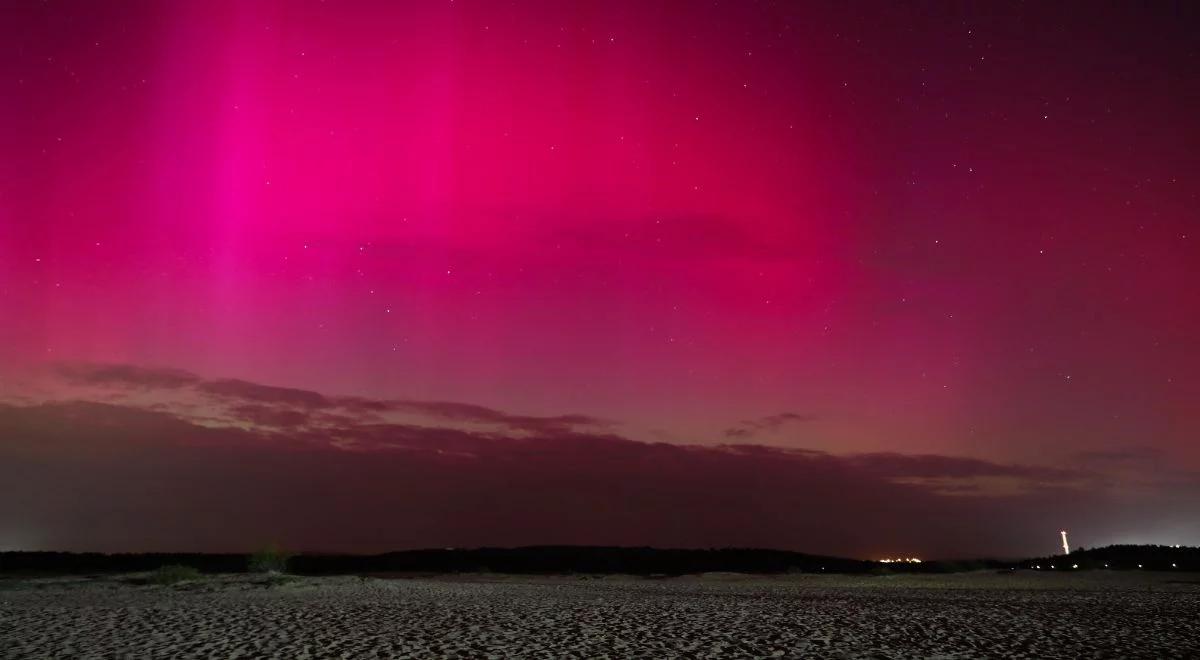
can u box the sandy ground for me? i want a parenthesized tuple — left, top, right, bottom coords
(1, 571, 1198, 658)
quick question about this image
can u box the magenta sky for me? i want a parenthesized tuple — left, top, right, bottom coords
(2, 1, 1198, 557)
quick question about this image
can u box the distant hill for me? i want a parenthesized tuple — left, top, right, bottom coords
(1, 544, 1193, 576)
(0, 546, 871, 576)
(1019, 544, 1199, 571)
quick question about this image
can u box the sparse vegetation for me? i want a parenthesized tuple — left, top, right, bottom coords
(149, 565, 201, 585)
(248, 544, 293, 574)
(263, 573, 296, 587)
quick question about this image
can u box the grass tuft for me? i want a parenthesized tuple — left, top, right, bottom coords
(248, 544, 293, 574)
(149, 565, 202, 585)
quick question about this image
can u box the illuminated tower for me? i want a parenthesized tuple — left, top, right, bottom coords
(1060, 530, 1070, 555)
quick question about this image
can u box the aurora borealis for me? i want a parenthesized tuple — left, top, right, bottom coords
(1, 1, 1197, 557)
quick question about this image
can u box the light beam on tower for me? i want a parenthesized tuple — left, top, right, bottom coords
(1060, 530, 1070, 555)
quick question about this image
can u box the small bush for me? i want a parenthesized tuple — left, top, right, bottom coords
(248, 544, 293, 574)
(264, 573, 296, 587)
(150, 565, 201, 585)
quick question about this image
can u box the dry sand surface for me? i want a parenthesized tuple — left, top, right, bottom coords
(2, 571, 1198, 658)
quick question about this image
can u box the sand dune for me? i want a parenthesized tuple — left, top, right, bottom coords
(1, 572, 1197, 658)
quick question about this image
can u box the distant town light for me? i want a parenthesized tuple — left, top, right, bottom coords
(1072, 564, 1078, 569)
(1138, 564, 1143, 569)
(878, 557, 922, 564)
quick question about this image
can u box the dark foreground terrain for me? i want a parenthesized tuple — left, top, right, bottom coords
(2, 571, 1198, 658)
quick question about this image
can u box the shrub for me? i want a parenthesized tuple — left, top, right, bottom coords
(264, 573, 296, 587)
(248, 544, 293, 574)
(150, 565, 202, 585)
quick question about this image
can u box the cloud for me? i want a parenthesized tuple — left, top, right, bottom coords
(847, 452, 1081, 482)
(54, 363, 200, 390)
(197, 379, 333, 409)
(1075, 447, 1164, 464)
(228, 404, 313, 429)
(385, 401, 607, 435)
(0, 399, 1148, 558)
(52, 362, 608, 435)
(724, 412, 816, 438)
(14, 364, 1196, 557)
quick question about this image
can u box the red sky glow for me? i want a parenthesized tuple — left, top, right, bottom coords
(2, 1, 1198, 557)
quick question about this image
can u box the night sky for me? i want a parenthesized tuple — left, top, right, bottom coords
(2, 1, 1198, 558)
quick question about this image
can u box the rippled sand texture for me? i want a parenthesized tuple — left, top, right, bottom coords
(2, 572, 1198, 658)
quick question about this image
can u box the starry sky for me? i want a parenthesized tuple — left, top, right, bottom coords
(1, 1, 1198, 558)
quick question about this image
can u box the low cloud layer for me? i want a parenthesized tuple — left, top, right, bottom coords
(724, 412, 816, 438)
(0, 363, 1194, 557)
(53, 363, 610, 436)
